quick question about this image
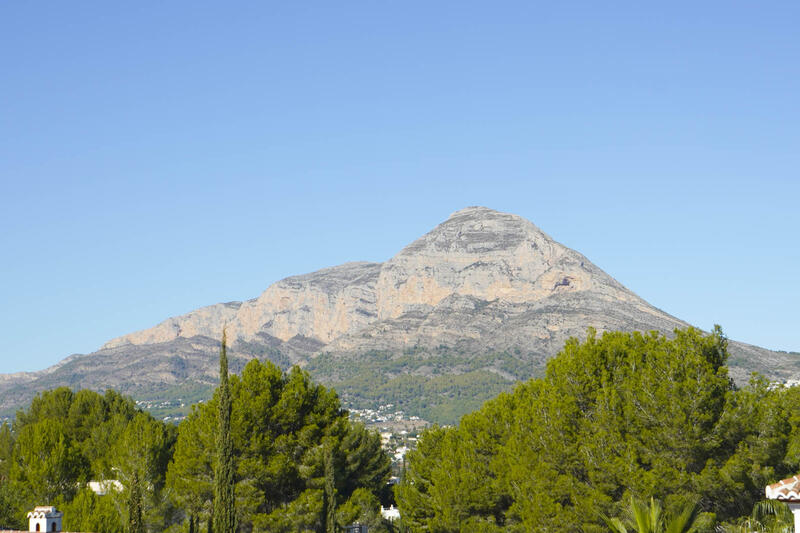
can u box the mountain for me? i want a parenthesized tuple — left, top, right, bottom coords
(2, 207, 798, 423)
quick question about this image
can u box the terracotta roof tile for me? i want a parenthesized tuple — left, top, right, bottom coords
(766, 475, 800, 501)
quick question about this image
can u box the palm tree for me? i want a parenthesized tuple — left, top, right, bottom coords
(604, 496, 701, 533)
(720, 500, 793, 533)
(752, 500, 793, 533)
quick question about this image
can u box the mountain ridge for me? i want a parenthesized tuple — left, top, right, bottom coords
(2, 206, 798, 422)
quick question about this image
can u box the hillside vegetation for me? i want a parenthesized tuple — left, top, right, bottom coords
(0, 360, 391, 533)
(3, 328, 799, 532)
(307, 347, 538, 424)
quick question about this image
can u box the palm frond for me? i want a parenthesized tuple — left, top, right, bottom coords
(602, 515, 630, 533)
(752, 499, 793, 526)
(665, 500, 700, 533)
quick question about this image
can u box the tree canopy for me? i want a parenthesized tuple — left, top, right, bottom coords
(0, 387, 176, 532)
(167, 358, 391, 533)
(1, 358, 391, 533)
(396, 327, 800, 532)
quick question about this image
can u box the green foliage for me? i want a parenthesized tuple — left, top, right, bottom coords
(603, 496, 703, 533)
(0, 421, 13, 479)
(397, 328, 800, 531)
(395, 393, 515, 532)
(128, 470, 145, 533)
(720, 499, 794, 532)
(60, 488, 123, 533)
(336, 488, 390, 532)
(112, 412, 177, 532)
(751, 500, 794, 532)
(323, 441, 337, 533)
(136, 381, 216, 421)
(2, 387, 174, 532)
(11, 419, 88, 502)
(168, 358, 391, 532)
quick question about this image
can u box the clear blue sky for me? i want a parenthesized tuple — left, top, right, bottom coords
(1, 2, 798, 373)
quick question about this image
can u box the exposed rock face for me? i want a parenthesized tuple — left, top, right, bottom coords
(103, 262, 381, 349)
(376, 207, 601, 318)
(103, 207, 672, 353)
(2, 206, 798, 417)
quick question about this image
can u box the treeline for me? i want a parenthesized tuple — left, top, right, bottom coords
(395, 327, 800, 532)
(0, 359, 392, 532)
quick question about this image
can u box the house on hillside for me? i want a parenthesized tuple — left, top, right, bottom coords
(0, 505, 93, 533)
(27, 507, 62, 533)
(87, 479, 122, 496)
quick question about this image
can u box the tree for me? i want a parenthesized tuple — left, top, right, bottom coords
(398, 327, 800, 531)
(499, 328, 732, 530)
(720, 500, 794, 532)
(213, 330, 237, 533)
(10, 419, 88, 505)
(323, 441, 337, 533)
(60, 489, 123, 533)
(168, 358, 390, 532)
(111, 412, 177, 533)
(5, 387, 173, 531)
(335, 488, 387, 533)
(166, 398, 215, 527)
(127, 470, 145, 533)
(604, 496, 702, 533)
(750, 500, 794, 532)
(0, 422, 12, 480)
(0, 422, 17, 527)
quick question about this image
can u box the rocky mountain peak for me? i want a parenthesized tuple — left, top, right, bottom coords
(374, 207, 592, 319)
(399, 206, 555, 257)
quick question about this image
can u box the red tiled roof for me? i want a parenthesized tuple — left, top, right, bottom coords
(766, 475, 800, 501)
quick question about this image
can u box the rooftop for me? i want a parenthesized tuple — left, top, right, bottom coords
(766, 475, 800, 502)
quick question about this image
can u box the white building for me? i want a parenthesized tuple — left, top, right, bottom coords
(381, 505, 400, 522)
(766, 475, 800, 532)
(26, 506, 62, 532)
(87, 479, 123, 496)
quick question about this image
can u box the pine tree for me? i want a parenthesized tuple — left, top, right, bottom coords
(207, 515, 213, 533)
(188, 514, 195, 533)
(212, 330, 237, 533)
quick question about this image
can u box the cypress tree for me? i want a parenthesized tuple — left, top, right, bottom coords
(127, 470, 145, 533)
(213, 330, 237, 533)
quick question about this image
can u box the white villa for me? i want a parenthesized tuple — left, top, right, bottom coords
(27, 507, 61, 533)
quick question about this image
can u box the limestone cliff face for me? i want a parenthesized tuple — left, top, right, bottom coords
(231, 262, 379, 343)
(374, 206, 637, 320)
(103, 302, 243, 349)
(95, 206, 778, 369)
(103, 262, 380, 349)
(104, 207, 651, 353)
